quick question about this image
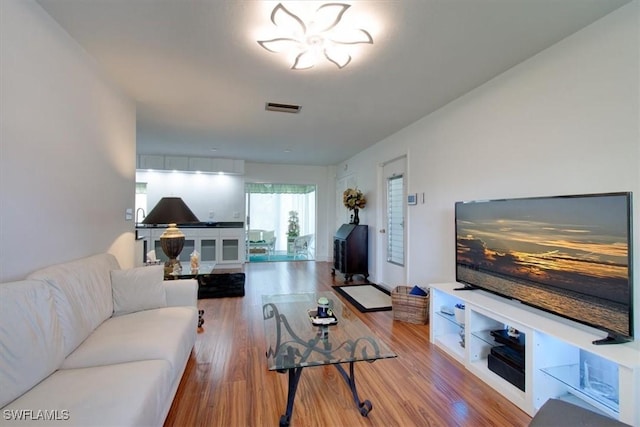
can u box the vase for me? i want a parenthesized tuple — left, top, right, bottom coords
(352, 208, 360, 225)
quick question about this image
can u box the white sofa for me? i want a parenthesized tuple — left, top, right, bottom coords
(0, 254, 198, 426)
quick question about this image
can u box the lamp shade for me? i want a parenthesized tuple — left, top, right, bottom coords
(142, 197, 199, 225)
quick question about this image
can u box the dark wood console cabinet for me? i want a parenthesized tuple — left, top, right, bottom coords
(332, 224, 368, 283)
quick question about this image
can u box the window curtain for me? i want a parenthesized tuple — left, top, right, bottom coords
(245, 183, 316, 194)
(246, 183, 316, 252)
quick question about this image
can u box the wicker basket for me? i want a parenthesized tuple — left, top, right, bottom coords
(391, 286, 430, 324)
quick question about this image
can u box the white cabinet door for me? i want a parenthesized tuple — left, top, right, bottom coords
(139, 227, 245, 268)
(219, 228, 245, 264)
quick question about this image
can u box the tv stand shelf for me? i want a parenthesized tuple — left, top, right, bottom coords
(471, 329, 499, 347)
(540, 364, 619, 414)
(429, 282, 640, 426)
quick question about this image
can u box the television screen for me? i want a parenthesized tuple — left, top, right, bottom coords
(455, 192, 633, 343)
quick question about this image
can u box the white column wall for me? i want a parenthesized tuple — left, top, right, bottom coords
(1, 0, 136, 281)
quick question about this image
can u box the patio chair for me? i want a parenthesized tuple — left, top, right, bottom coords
(293, 234, 314, 259)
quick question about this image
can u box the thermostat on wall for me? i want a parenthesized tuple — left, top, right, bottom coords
(407, 194, 417, 205)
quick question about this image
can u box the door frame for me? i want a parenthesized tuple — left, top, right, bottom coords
(376, 155, 407, 289)
(245, 183, 317, 261)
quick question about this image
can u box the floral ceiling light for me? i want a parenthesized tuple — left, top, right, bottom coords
(257, 2, 373, 70)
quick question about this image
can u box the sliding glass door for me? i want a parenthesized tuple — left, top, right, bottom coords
(245, 183, 316, 261)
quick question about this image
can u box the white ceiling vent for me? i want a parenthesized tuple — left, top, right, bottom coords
(265, 102, 301, 113)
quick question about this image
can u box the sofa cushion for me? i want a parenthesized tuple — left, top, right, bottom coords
(0, 280, 64, 408)
(62, 306, 197, 371)
(27, 254, 120, 357)
(111, 265, 166, 316)
(163, 279, 198, 307)
(1, 360, 172, 426)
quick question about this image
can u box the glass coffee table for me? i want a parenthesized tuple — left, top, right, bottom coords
(262, 292, 397, 426)
(163, 261, 217, 279)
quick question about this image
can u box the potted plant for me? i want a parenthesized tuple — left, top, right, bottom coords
(287, 210, 300, 254)
(343, 188, 366, 224)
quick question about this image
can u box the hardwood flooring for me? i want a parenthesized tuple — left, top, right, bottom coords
(164, 261, 532, 427)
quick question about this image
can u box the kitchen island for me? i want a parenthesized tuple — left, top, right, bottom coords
(136, 222, 245, 269)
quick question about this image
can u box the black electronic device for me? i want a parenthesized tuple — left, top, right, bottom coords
(488, 350, 525, 391)
(455, 192, 633, 345)
(490, 329, 525, 353)
(487, 327, 526, 391)
(490, 345, 525, 371)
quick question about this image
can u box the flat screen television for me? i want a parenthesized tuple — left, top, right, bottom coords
(455, 192, 633, 345)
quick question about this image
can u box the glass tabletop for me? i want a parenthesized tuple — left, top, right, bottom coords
(262, 292, 397, 371)
(164, 261, 217, 279)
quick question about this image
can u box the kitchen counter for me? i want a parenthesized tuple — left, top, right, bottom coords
(135, 224, 246, 268)
(136, 221, 244, 229)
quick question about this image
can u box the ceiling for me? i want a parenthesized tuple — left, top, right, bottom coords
(37, 0, 629, 166)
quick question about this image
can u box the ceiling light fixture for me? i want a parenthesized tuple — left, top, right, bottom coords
(257, 2, 373, 70)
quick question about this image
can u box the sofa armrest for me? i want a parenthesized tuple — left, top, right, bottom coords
(163, 279, 197, 307)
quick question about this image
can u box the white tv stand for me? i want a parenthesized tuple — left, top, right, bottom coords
(429, 282, 640, 426)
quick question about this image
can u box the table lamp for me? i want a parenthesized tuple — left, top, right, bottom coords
(142, 197, 199, 274)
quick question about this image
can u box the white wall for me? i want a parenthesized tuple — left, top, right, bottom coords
(0, 0, 136, 282)
(136, 170, 245, 222)
(337, 2, 639, 339)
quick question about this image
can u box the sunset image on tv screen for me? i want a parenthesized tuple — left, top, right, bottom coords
(455, 193, 631, 337)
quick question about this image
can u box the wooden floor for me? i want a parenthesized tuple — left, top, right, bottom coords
(164, 261, 532, 427)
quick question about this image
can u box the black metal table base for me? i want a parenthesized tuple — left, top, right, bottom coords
(198, 309, 204, 327)
(335, 362, 372, 416)
(278, 361, 371, 427)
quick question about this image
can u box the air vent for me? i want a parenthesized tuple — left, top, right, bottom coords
(265, 102, 301, 113)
